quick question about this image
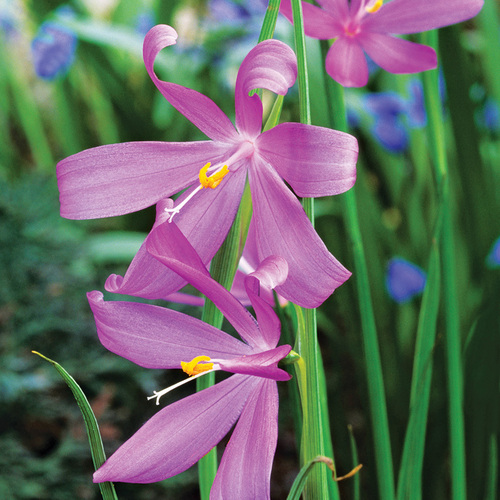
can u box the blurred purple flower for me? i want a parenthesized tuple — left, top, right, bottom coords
(364, 92, 408, 153)
(476, 98, 500, 133)
(135, 10, 156, 36)
(57, 24, 358, 308)
(280, 0, 483, 87)
(31, 7, 77, 81)
(90, 222, 291, 498)
(386, 257, 426, 303)
(0, 14, 16, 38)
(208, 0, 268, 26)
(486, 236, 500, 268)
(406, 79, 427, 128)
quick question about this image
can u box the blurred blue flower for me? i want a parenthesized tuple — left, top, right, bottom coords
(31, 7, 77, 81)
(0, 13, 15, 38)
(0, 0, 21, 39)
(386, 257, 426, 304)
(204, 0, 290, 90)
(486, 237, 500, 268)
(406, 79, 427, 128)
(476, 98, 500, 132)
(364, 92, 409, 153)
(346, 107, 361, 129)
(135, 10, 156, 36)
(209, 0, 268, 26)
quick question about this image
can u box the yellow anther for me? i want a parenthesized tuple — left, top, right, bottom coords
(199, 162, 229, 189)
(181, 355, 214, 376)
(365, 0, 383, 13)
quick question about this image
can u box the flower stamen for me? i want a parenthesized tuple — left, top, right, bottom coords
(199, 162, 229, 189)
(181, 355, 214, 376)
(147, 356, 220, 405)
(365, 0, 383, 13)
(164, 162, 230, 222)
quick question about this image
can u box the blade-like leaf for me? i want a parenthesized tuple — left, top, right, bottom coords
(32, 351, 118, 500)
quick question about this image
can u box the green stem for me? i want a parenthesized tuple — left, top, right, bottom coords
(196, 206, 245, 499)
(420, 30, 466, 500)
(290, 2, 337, 499)
(258, 0, 282, 43)
(321, 42, 396, 500)
(396, 238, 441, 500)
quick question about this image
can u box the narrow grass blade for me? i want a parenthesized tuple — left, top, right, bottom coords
(421, 30, 467, 500)
(348, 425, 361, 500)
(321, 43, 396, 500)
(32, 351, 118, 500)
(397, 240, 441, 500)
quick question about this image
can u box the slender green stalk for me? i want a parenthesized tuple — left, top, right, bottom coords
(196, 205, 245, 499)
(476, 0, 500, 110)
(486, 435, 498, 500)
(397, 239, 441, 500)
(420, 30, 466, 500)
(258, 0, 282, 43)
(321, 42, 396, 500)
(348, 425, 361, 500)
(290, 2, 337, 498)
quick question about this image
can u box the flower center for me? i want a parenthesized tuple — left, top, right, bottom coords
(164, 162, 230, 222)
(365, 0, 383, 13)
(344, 21, 361, 37)
(164, 140, 254, 223)
(181, 355, 214, 376)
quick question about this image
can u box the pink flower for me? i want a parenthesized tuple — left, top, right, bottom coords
(90, 222, 291, 499)
(280, 0, 483, 87)
(57, 24, 358, 308)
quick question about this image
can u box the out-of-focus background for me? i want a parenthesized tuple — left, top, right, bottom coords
(1, 0, 499, 499)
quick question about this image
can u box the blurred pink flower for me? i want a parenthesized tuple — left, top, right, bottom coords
(281, 0, 483, 87)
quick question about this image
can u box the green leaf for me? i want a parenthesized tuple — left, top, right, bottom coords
(32, 351, 118, 500)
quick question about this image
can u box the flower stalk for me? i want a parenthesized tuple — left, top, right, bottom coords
(420, 30, 466, 500)
(321, 43, 396, 500)
(290, 1, 339, 498)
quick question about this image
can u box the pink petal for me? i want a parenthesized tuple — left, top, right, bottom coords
(143, 25, 237, 143)
(162, 291, 204, 306)
(147, 220, 267, 350)
(325, 37, 369, 88)
(360, 32, 437, 75)
(94, 375, 259, 484)
(247, 255, 289, 293)
(57, 141, 228, 219)
(243, 256, 288, 349)
(280, 0, 344, 39)
(234, 39, 297, 138)
(211, 380, 279, 500)
(219, 345, 292, 381)
(106, 167, 246, 299)
(87, 291, 252, 369)
(364, 0, 484, 35)
(249, 157, 351, 308)
(257, 122, 357, 197)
